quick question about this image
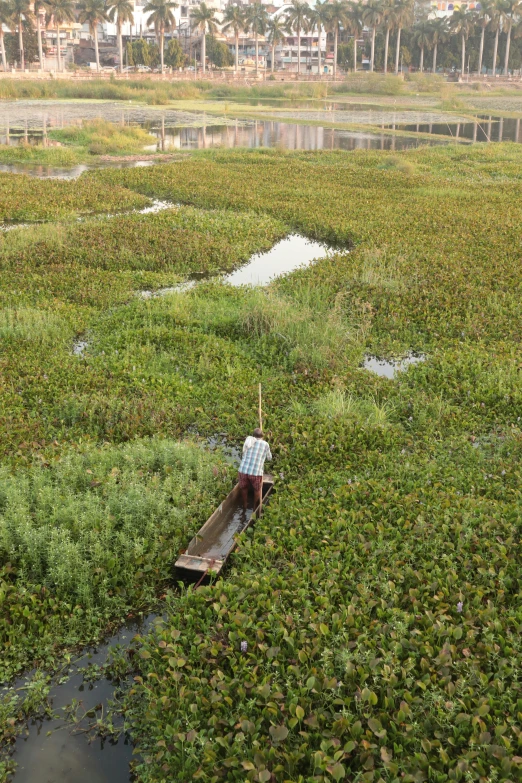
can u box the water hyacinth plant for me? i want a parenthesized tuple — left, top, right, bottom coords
(0, 141, 522, 782)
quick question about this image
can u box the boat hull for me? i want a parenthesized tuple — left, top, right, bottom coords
(174, 475, 274, 581)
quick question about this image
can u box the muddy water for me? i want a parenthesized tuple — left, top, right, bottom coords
(8, 614, 161, 783)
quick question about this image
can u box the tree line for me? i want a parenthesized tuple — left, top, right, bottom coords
(1, 0, 521, 78)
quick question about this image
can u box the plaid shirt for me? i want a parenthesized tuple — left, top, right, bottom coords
(239, 438, 272, 476)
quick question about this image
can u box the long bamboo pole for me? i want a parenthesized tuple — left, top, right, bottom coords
(258, 383, 263, 517)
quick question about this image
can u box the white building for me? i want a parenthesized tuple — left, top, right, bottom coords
(268, 6, 330, 74)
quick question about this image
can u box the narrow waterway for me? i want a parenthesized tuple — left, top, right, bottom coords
(5, 614, 160, 783)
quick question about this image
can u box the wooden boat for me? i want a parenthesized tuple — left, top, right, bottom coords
(175, 474, 274, 580)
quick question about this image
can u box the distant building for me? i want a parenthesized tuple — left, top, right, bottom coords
(430, 1, 482, 17)
(261, 7, 330, 74)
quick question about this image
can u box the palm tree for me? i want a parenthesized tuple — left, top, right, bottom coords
(345, 1, 363, 72)
(428, 17, 448, 73)
(10, 0, 32, 70)
(476, 0, 493, 74)
(412, 20, 431, 73)
(284, 0, 308, 75)
(394, 0, 413, 75)
(34, 0, 46, 70)
(78, 0, 109, 72)
(108, 0, 133, 73)
(222, 3, 245, 74)
(488, 0, 503, 76)
(362, 0, 382, 73)
(143, 0, 177, 74)
(381, 0, 397, 75)
(245, 2, 268, 75)
(190, 2, 218, 74)
(47, 0, 75, 71)
(449, 8, 474, 75)
(326, 0, 347, 78)
(0, 0, 13, 70)
(305, 0, 329, 76)
(266, 13, 285, 73)
(501, 0, 522, 75)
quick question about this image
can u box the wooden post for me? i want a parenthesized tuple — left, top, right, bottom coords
(258, 382, 262, 430)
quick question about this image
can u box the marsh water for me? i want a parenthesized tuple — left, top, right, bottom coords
(392, 115, 522, 143)
(139, 232, 335, 299)
(363, 353, 425, 378)
(225, 233, 333, 286)
(0, 98, 504, 179)
(6, 614, 162, 783)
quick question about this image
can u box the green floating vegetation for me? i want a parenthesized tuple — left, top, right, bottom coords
(0, 206, 286, 273)
(1, 142, 522, 782)
(0, 171, 149, 223)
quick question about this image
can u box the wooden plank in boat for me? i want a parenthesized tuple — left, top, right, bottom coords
(175, 554, 224, 574)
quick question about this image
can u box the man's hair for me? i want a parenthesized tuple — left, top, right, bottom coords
(253, 427, 263, 438)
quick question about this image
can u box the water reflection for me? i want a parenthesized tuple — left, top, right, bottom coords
(140, 233, 338, 299)
(392, 116, 521, 143)
(225, 233, 334, 286)
(363, 353, 425, 379)
(150, 121, 449, 151)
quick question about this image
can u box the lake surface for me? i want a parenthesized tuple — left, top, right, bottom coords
(1, 102, 518, 159)
(0, 99, 470, 179)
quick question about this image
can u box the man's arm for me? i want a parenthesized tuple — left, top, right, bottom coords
(265, 443, 272, 461)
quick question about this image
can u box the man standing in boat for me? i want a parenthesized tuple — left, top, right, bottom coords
(239, 428, 272, 512)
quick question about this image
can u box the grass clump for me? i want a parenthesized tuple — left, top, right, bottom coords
(49, 119, 156, 155)
(314, 387, 395, 426)
(0, 438, 228, 680)
(333, 72, 406, 96)
(0, 78, 204, 103)
(377, 154, 417, 175)
(0, 307, 68, 344)
(0, 143, 81, 166)
(242, 280, 367, 371)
